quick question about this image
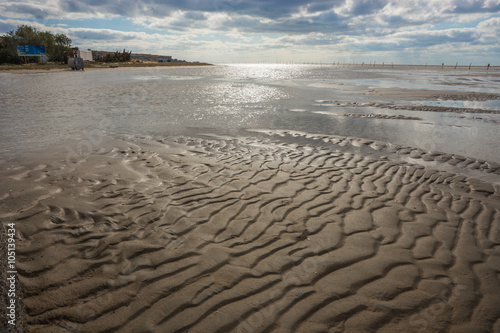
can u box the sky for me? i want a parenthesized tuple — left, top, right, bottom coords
(1, 0, 499, 64)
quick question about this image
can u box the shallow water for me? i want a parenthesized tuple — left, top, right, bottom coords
(408, 99, 500, 110)
(1, 64, 499, 162)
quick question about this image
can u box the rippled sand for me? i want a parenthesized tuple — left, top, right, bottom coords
(1, 130, 500, 332)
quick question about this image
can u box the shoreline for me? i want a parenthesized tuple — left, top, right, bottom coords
(0, 62, 214, 74)
(2, 62, 498, 74)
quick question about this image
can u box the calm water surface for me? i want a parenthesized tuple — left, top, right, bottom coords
(1, 64, 499, 162)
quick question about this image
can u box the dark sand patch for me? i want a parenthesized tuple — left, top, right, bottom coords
(363, 88, 500, 102)
(312, 110, 422, 120)
(315, 100, 500, 115)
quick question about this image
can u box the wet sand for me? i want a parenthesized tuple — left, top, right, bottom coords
(364, 87, 500, 102)
(1, 126, 500, 332)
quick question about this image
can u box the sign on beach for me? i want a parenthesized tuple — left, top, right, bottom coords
(16, 45, 46, 57)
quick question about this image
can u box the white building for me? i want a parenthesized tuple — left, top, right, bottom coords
(77, 49, 93, 61)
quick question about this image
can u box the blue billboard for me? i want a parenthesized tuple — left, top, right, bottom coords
(16, 45, 46, 56)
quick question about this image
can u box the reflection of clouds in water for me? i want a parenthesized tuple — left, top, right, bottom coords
(2, 64, 500, 163)
(463, 100, 500, 110)
(409, 99, 500, 111)
(426, 117, 479, 152)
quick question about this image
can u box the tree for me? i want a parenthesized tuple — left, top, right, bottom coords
(95, 49, 132, 63)
(12, 25, 42, 45)
(0, 34, 22, 64)
(52, 33, 72, 63)
(0, 25, 72, 64)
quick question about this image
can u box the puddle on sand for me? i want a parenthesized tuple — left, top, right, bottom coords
(407, 99, 500, 111)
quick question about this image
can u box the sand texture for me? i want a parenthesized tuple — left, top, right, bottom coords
(1, 132, 500, 333)
(363, 88, 500, 102)
(315, 100, 500, 116)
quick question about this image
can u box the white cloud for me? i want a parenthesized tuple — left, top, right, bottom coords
(1, 0, 499, 64)
(0, 1, 59, 19)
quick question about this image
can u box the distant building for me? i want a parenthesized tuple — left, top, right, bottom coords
(90, 50, 179, 63)
(71, 47, 93, 61)
(91, 50, 113, 61)
(131, 53, 173, 62)
(77, 49, 93, 61)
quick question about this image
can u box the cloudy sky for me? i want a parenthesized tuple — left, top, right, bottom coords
(1, 0, 499, 64)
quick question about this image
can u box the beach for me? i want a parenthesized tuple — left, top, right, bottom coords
(0, 62, 213, 74)
(1, 64, 500, 332)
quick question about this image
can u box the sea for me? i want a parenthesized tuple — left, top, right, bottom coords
(1, 64, 500, 162)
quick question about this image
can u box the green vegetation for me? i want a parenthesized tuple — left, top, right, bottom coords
(0, 24, 212, 69)
(0, 25, 72, 64)
(95, 49, 132, 63)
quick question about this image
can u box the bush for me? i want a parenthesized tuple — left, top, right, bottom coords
(95, 49, 132, 63)
(0, 25, 72, 64)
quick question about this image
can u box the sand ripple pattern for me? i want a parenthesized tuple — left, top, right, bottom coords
(2, 134, 500, 332)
